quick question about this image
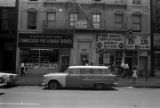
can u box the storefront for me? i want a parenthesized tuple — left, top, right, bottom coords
(97, 33, 151, 75)
(153, 34, 160, 76)
(17, 33, 73, 74)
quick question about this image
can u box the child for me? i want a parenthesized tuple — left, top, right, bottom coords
(132, 67, 138, 85)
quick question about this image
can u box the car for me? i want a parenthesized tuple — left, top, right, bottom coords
(42, 65, 117, 90)
(0, 72, 19, 87)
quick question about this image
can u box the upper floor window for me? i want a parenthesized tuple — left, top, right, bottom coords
(1, 9, 9, 31)
(132, 0, 141, 5)
(69, 13, 78, 28)
(46, 12, 56, 28)
(92, 13, 101, 29)
(27, 9, 37, 29)
(132, 13, 141, 31)
(114, 11, 124, 29)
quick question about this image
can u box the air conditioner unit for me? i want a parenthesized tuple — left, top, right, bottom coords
(76, 20, 87, 29)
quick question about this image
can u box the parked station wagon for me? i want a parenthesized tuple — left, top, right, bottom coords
(42, 66, 117, 90)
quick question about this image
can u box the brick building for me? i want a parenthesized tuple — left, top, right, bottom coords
(16, 0, 151, 75)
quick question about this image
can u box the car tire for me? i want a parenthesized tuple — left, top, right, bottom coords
(48, 81, 59, 90)
(95, 83, 105, 90)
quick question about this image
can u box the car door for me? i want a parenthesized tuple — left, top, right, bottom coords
(66, 69, 82, 88)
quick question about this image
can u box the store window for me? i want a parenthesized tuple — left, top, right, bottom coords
(27, 9, 37, 29)
(20, 48, 70, 72)
(69, 13, 78, 28)
(92, 13, 101, 29)
(155, 52, 160, 70)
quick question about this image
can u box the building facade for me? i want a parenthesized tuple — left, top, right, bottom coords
(0, 0, 18, 73)
(152, 0, 160, 76)
(17, 0, 151, 75)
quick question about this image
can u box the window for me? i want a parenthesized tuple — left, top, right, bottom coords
(46, 12, 56, 28)
(69, 13, 77, 28)
(29, 0, 38, 1)
(132, 13, 141, 31)
(27, 9, 37, 29)
(132, 0, 141, 5)
(114, 11, 124, 29)
(92, 13, 101, 29)
(1, 9, 9, 31)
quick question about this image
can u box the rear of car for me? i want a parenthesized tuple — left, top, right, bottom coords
(0, 72, 19, 87)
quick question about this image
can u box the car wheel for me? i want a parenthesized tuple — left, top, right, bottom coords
(95, 83, 105, 90)
(48, 81, 59, 90)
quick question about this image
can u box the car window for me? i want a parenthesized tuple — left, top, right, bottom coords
(91, 69, 109, 74)
(69, 69, 80, 74)
(80, 69, 91, 74)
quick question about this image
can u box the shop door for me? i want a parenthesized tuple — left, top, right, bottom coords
(125, 57, 133, 69)
(78, 41, 91, 65)
(139, 57, 148, 75)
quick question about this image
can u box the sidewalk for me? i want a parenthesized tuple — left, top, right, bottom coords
(16, 73, 160, 88)
(115, 76, 160, 88)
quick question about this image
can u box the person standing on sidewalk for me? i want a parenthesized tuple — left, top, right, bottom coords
(132, 67, 138, 85)
(20, 62, 25, 76)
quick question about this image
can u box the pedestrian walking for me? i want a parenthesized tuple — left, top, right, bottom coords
(20, 62, 25, 76)
(132, 67, 138, 85)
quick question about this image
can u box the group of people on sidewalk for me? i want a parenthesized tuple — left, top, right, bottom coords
(117, 62, 138, 85)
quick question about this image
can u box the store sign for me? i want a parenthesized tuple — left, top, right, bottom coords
(18, 33, 73, 48)
(125, 35, 150, 50)
(0, 0, 16, 7)
(97, 33, 124, 49)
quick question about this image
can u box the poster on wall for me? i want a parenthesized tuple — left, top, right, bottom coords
(125, 35, 150, 50)
(97, 33, 124, 49)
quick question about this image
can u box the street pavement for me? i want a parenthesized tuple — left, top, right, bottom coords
(16, 73, 160, 88)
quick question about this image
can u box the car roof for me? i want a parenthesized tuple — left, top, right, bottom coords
(69, 66, 109, 69)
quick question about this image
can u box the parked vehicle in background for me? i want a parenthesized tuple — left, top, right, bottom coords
(42, 66, 117, 90)
(0, 72, 19, 87)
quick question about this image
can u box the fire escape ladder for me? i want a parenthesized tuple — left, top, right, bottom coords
(74, 2, 95, 28)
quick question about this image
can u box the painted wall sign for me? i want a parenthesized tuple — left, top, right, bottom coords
(125, 35, 150, 50)
(18, 33, 73, 48)
(97, 33, 124, 49)
(0, 0, 16, 7)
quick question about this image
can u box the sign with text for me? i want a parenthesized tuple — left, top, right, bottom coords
(97, 33, 124, 49)
(18, 33, 73, 48)
(125, 35, 150, 50)
(0, 0, 16, 7)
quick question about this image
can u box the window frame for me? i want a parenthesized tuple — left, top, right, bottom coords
(27, 9, 37, 29)
(114, 11, 124, 29)
(132, 0, 141, 5)
(92, 13, 101, 29)
(69, 12, 78, 28)
(46, 12, 56, 28)
(132, 13, 142, 32)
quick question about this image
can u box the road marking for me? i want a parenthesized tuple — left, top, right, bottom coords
(0, 102, 40, 106)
